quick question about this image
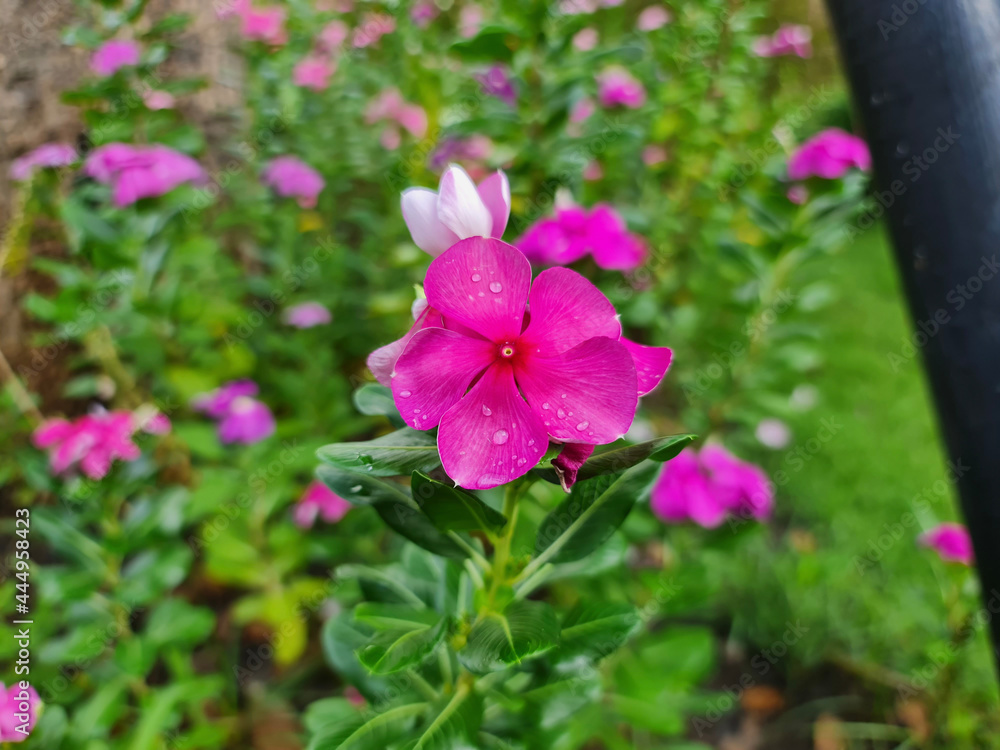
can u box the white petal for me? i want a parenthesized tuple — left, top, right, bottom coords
(401, 187, 461, 256)
(437, 164, 494, 240)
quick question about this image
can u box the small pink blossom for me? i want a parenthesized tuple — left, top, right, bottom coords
(365, 89, 428, 142)
(642, 145, 668, 166)
(10, 143, 77, 181)
(0, 682, 40, 743)
(317, 20, 349, 52)
(755, 418, 791, 449)
(353, 12, 396, 48)
(401, 164, 510, 256)
(573, 28, 599, 51)
(753, 24, 812, 58)
(261, 156, 325, 208)
(517, 203, 647, 271)
(294, 481, 352, 527)
(583, 160, 603, 181)
(637, 6, 671, 31)
(596, 67, 646, 109)
(411, 1, 439, 28)
(142, 90, 176, 110)
(283, 301, 332, 328)
(569, 98, 595, 124)
(192, 380, 276, 445)
(786, 184, 809, 204)
(459, 4, 484, 38)
(787, 128, 871, 181)
(428, 136, 493, 174)
(91, 40, 141, 77)
(476, 65, 516, 107)
(239, 3, 287, 44)
(560, 0, 598, 14)
(293, 56, 336, 91)
(651, 445, 774, 528)
(83, 143, 206, 207)
(919, 523, 974, 566)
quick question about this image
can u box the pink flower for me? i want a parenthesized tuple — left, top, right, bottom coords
(459, 4, 484, 38)
(9, 143, 77, 181)
(787, 128, 871, 181)
(0, 682, 40, 743)
(552, 442, 595, 490)
(411, 0, 439, 27)
(390, 238, 648, 489)
(283, 301, 332, 328)
(651, 445, 774, 528)
(401, 164, 510, 256)
(261, 156, 325, 208)
(293, 481, 351, 527)
(192, 380, 276, 445)
(637, 6, 671, 31)
(597, 67, 646, 109)
(573, 28, 599, 51)
(582, 160, 603, 181)
(353, 12, 396, 48)
(476, 65, 516, 107)
(365, 89, 428, 140)
(293, 56, 336, 91)
(142, 90, 176, 110)
(517, 203, 647, 271)
(83, 143, 205, 207)
(641, 144, 668, 166)
(318, 20, 349, 52)
(428, 136, 493, 172)
(753, 24, 812, 58)
(32, 411, 152, 480)
(919, 523, 974, 566)
(239, 4, 287, 44)
(569, 98, 595, 124)
(560, 0, 598, 14)
(91, 40, 141, 76)
(755, 418, 791, 449)
(786, 184, 809, 204)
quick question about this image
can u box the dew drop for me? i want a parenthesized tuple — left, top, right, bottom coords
(482, 405, 493, 416)
(478, 292, 485, 297)
(489, 281, 503, 293)
(527, 439, 536, 446)
(557, 409, 566, 419)
(542, 402, 550, 410)
(560, 393, 567, 399)
(576, 421, 589, 431)
(492, 429, 509, 445)
(399, 390, 412, 398)
(413, 408, 421, 414)
(517, 458, 527, 466)
(471, 273, 482, 282)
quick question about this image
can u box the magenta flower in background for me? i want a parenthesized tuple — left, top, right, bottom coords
(582, 160, 604, 182)
(476, 65, 517, 107)
(919, 523, 974, 566)
(651, 445, 774, 528)
(786, 184, 809, 204)
(597, 67, 646, 109)
(192, 380, 259, 418)
(293, 56, 336, 91)
(142, 90, 176, 110)
(572, 28, 599, 51)
(753, 24, 812, 58)
(261, 156, 325, 208)
(193, 380, 276, 445)
(569, 98, 595, 125)
(365, 89, 428, 145)
(401, 164, 510, 256)
(353, 12, 396, 48)
(10, 143, 77, 181)
(637, 6, 672, 31)
(83, 143, 205, 207)
(787, 128, 871, 181)
(427, 136, 493, 173)
(91, 40, 141, 76)
(411, 0, 439, 28)
(283, 301, 332, 328)
(642, 144, 668, 166)
(294, 481, 352, 528)
(317, 20, 349, 52)
(517, 203, 647, 271)
(238, 3, 287, 44)
(0, 682, 40, 743)
(390, 238, 642, 489)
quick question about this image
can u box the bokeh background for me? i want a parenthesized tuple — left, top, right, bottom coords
(2, 0, 999, 747)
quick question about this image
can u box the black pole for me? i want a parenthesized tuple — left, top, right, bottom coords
(824, 0, 1000, 673)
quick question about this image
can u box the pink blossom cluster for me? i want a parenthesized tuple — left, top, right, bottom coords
(365, 89, 428, 149)
(650, 445, 774, 528)
(293, 481, 351, 528)
(919, 523, 974, 566)
(192, 380, 276, 445)
(0, 682, 40, 743)
(753, 24, 812, 58)
(261, 156, 325, 208)
(220, 0, 287, 45)
(787, 128, 871, 181)
(475, 65, 516, 107)
(410, 0, 439, 28)
(32, 408, 170, 480)
(352, 12, 396, 48)
(596, 67, 646, 109)
(91, 40, 141, 77)
(10, 143, 78, 181)
(83, 143, 206, 207)
(517, 203, 647, 271)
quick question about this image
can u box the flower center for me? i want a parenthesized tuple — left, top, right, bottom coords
(499, 343, 516, 359)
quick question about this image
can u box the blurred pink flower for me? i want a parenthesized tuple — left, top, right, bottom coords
(582, 160, 604, 181)
(569, 98, 595, 124)
(294, 481, 352, 527)
(193, 380, 276, 445)
(787, 128, 871, 180)
(641, 144, 668, 166)
(317, 20, 349, 52)
(283, 301, 332, 328)
(380, 128, 402, 150)
(428, 135, 493, 173)
(0, 682, 40, 743)
(365, 89, 428, 141)
(459, 4, 484, 38)
(786, 184, 809, 204)
(401, 164, 510, 256)
(651, 445, 774, 528)
(919, 523, 974, 566)
(476, 65, 517, 107)
(597, 67, 646, 108)
(353, 12, 396, 47)
(753, 24, 812, 58)
(411, 0, 439, 27)
(10, 143, 77, 181)
(637, 5, 672, 31)
(261, 156, 325, 208)
(192, 379, 259, 418)
(31, 410, 161, 480)
(560, 0, 598, 14)
(238, 3, 287, 44)
(517, 203, 647, 271)
(755, 418, 791, 449)
(142, 90, 176, 110)
(293, 56, 336, 91)
(91, 40, 141, 76)
(83, 143, 205, 207)
(573, 28, 599, 51)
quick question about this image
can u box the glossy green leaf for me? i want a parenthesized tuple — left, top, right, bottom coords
(411, 471, 507, 535)
(352, 384, 403, 424)
(307, 702, 429, 750)
(317, 427, 440, 476)
(553, 602, 642, 663)
(459, 600, 560, 674)
(356, 607, 447, 675)
(411, 685, 483, 750)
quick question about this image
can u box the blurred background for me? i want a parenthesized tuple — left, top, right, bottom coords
(2, 0, 998, 747)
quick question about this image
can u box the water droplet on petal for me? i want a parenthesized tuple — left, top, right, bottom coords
(489, 281, 502, 293)
(576, 421, 589, 431)
(399, 390, 412, 398)
(482, 405, 492, 416)
(560, 393, 567, 399)
(557, 409, 566, 419)
(517, 458, 527, 466)
(542, 402, 550, 410)
(492, 429, 509, 445)
(471, 273, 482, 282)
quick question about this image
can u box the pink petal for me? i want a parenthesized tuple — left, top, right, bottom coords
(401, 187, 461, 256)
(424, 237, 531, 342)
(392, 328, 496, 429)
(476, 170, 511, 239)
(367, 305, 444, 386)
(32, 419, 73, 448)
(437, 363, 549, 489)
(515, 336, 637, 444)
(620, 338, 673, 396)
(552, 442, 595, 491)
(519, 267, 621, 356)
(437, 164, 494, 240)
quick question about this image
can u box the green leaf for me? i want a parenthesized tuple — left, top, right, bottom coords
(307, 702, 428, 750)
(553, 602, 642, 663)
(647, 434, 698, 462)
(459, 600, 560, 674)
(145, 599, 215, 649)
(356, 606, 447, 675)
(534, 462, 659, 565)
(352, 384, 402, 424)
(411, 472, 507, 535)
(410, 686, 483, 750)
(449, 25, 516, 62)
(317, 427, 440, 476)
(534, 434, 696, 485)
